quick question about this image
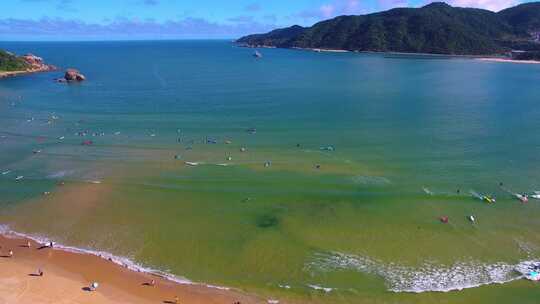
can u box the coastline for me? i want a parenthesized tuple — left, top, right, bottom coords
(475, 57, 540, 64)
(0, 230, 267, 304)
(0, 66, 57, 79)
(236, 43, 540, 64)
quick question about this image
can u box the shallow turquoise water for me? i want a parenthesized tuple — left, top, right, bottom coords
(1, 40, 540, 303)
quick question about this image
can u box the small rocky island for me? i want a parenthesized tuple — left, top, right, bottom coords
(58, 68, 86, 82)
(0, 50, 57, 78)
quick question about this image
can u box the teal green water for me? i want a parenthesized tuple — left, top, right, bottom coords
(1, 41, 540, 303)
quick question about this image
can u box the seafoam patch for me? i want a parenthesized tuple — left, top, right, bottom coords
(306, 251, 539, 293)
(307, 284, 334, 293)
(47, 170, 75, 179)
(350, 175, 391, 186)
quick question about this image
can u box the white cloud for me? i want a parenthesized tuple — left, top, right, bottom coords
(378, 0, 409, 10)
(448, 0, 518, 11)
(296, 0, 366, 21)
(320, 4, 336, 18)
(0, 17, 277, 40)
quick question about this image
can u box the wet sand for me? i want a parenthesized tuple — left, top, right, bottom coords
(476, 58, 540, 64)
(0, 234, 266, 304)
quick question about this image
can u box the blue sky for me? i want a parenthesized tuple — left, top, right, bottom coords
(0, 0, 533, 40)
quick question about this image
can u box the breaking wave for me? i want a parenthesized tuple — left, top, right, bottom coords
(306, 251, 538, 293)
(350, 175, 391, 186)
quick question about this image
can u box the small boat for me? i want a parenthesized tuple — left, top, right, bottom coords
(468, 215, 476, 223)
(89, 180, 102, 184)
(470, 190, 495, 203)
(525, 271, 540, 281)
(185, 162, 199, 166)
(15, 175, 24, 181)
(422, 187, 433, 196)
(33, 149, 42, 154)
(483, 196, 496, 204)
(320, 145, 335, 152)
(58, 136, 65, 140)
(515, 193, 529, 203)
(253, 51, 262, 58)
(246, 127, 257, 134)
(1, 170, 11, 175)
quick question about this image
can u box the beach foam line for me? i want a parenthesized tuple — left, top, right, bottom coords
(307, 284, 334, 293)
(46, 170, 75, 179)
(0, 224, 232, 291)
(350, 175, 391, 186)
(306, 251, 538, 293)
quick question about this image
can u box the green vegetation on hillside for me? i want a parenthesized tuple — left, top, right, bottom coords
(499, 2, 540, 32)
(238, 2, 540, 56)
(0, 50, 29, 72)
(514, 50, 540, 60)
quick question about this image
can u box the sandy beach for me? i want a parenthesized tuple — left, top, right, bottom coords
(0, 234, 265, 304)
(475, 58, 540, 64)
(0, 66, 56, 79)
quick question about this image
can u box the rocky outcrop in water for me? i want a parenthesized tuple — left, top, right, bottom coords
(64, 68, 86, 82)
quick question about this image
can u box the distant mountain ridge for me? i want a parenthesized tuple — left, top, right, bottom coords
(237, 2, 540, 55)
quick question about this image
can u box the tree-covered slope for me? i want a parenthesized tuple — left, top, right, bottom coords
(0, 50, 30, 71)
(238, 2, 540, 55)
(499, 2, 540, 33)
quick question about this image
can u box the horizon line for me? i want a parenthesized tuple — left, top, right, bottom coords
(0, 38, 240, 43)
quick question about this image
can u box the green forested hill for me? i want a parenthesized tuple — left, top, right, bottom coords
(238, 2, 540, 55)
(499, 2, 540, 32)
(0, 50, 30, 71)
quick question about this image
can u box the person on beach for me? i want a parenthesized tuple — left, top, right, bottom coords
(27, 241, 31, 248)
(38, 268, 43, 276)
(8, 250, 13, 257)
(174, 296, 179, 304)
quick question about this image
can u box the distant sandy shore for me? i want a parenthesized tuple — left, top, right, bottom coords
(0, 234, 266, 304)
(475, 58, 540, 64)
(297, 47, 349, 53)
(0, 66, 56, 79)
(237, 44, 540, 63)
